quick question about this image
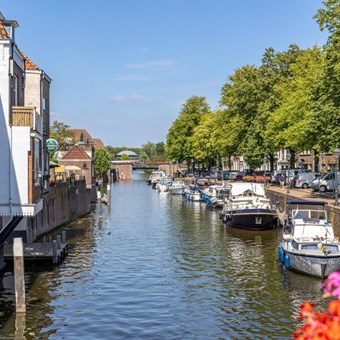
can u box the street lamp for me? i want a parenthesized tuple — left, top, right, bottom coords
(334, 147, 340, 206)
(286, 153, 291, 193)
(263, 156, 268, 191)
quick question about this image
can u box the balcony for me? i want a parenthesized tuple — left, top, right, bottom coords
(11, 106, 42, 134)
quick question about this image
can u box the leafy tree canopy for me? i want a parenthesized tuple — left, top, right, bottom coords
(94, 147, 112, 178)
(50, 120, 74, 151)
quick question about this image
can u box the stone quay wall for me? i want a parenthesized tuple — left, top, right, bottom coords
(28, 179, 93, 241)
(266, 189, 340, 237)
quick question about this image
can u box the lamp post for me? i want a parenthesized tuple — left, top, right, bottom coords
(334, 147, 340, 206)
(286, 153, 291, 193)
(263, 156, 268, 191)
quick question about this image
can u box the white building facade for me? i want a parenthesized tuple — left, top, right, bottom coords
(0, 12, 51, 250)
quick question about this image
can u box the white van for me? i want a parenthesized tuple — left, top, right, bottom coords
(294, 172, 319, 189)
(316, 171, 340, 193)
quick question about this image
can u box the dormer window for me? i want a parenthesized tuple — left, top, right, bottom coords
(2, 20, 18, 40)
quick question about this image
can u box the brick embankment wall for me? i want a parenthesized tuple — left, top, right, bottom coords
(266, 185, 340, 237)
(31, 179, 92, 240)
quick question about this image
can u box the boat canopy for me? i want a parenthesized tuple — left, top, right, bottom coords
(287, 200, 326, 206)
(229, 183, 265, 197)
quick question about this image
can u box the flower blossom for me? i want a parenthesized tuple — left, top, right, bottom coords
(321, 272, 340, 299)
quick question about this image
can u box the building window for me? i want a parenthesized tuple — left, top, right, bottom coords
(13, 75, 18, 106)
(34, 139, 41, 186)
(42, 97, 49, 134)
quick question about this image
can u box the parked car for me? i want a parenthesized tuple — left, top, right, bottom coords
(312, 171, 340, 193)
(294, 172, 320, 189)
(234, 169, 254, 181)
(222, 170, 233, 180)
(229, 170, 239, 180)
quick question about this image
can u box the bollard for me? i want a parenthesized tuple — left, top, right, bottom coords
(13, 238, 26, 313)
(62, 231, 66, 244)
(97, 191, 102, 218)
(52, 240, 57, 263)
(107, 184, 111, 207)
(57, 235, 61, 250)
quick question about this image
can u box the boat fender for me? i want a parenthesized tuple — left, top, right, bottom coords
(222, 215, 230, 224)
(284, 254, 290, 269)
(278, 244, 284, 263)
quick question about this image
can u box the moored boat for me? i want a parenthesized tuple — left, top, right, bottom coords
(156, 177, 173, 192)
(183, 184, 202, 201)
(200, 184, 230, 208)
(278, 200, 340, 278)
(167, 180, 186, 195)
(147, 171, 167, 188)
(219, 182, 277, 230)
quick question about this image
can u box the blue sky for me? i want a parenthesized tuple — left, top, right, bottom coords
(2, 1, 327, 147)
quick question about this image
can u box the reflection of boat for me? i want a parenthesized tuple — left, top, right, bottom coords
(156, 177, 173, 192)
(219, 183, 277, 230)
(200, 184, 230, 208)
(278, 200, 340, 278)
(167, 180, 186, 195)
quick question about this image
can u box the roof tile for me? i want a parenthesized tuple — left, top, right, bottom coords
(62, 145, 91, 160)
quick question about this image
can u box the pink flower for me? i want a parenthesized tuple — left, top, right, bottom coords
(321, 271, 340, 299)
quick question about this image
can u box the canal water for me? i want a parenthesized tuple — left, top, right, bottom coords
(0, 172, 329, 339)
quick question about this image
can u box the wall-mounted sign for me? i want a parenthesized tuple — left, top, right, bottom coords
(46, 138, 59, 152)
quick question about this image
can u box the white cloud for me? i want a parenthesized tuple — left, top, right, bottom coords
(127, 59, 178, 69)
(113, 74, 156, 81)
(112, 94, 152, 103)
(50, 111, 60, 118)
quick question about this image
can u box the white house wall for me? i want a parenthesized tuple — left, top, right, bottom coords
(0, 41, 12, 210)
(25, 70, 41, 114)
(11, 126, 30, 205)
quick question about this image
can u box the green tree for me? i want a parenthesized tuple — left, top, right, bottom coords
(50, 120, 74, 151)
(219, 65, 265, 168)
(94, 147, 112, 178)
(166, 96, 210, 163)
(189, 113, 216, 165)
(312, 0, 340, 151)
(266, 47, 325, 153)
(120, 154, 131, 160)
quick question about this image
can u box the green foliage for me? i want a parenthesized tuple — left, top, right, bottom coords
(189, 113, 216, 163)
(50, 120, 75, 151)
(94, 147, 112, 178)
(120, 154, 130, 160)
(140, 141, 167, 162)
(166, 96, 210, 163)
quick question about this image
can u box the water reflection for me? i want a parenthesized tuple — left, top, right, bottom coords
(0, 172, 331, 339)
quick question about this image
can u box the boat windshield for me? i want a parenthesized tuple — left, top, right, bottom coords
(292, 209, 327, 220)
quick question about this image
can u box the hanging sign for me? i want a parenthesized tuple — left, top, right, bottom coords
(46, 138, 59, 152)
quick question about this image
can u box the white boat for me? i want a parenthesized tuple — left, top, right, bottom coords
(200, 184, 230, 208)
(278, 200, 340, 278)
(147, 171, 167, 188)
(219, 182, 278, 230)
(167, 180, 186, 195)
(155, 177, 173, 192)
(183, 184, 202, 201)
